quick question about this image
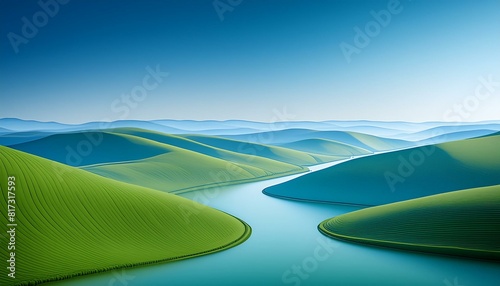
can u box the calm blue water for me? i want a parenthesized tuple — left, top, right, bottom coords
(48, 162, 500, 286)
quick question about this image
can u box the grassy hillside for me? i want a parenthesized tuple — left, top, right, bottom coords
(417, 129, 498, 146)
(9, 131, 173, 166)
(0, 146, 251, 286)
(8, 129, 312, 194)
(223, 129, 414, 151)
(278, 138, 371, 156)
(264, 135, 500, 205)
(347, 131, 412, 151)
(83, 142, 307, 194)
(111, 128, 338, 168)
(183, 134, 343, 166)
(319, 185, 500, 261)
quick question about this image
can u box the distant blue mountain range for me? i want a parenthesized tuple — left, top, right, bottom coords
(1, 118, 499, 147)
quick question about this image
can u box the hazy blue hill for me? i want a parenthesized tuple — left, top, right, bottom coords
(75, 120, 188, 134)
(256, 121, 334, 130)
(152, 120, 417, 136)
(3, 118, 500, 139)
(183, 134, 342, 166)
(278, 138, 371, 156)
(204, 120, 335, 131)
(0, 118, 188, 134)
(478, 131, 500, 138)
(324, 120, 439, 132)
(200, 128, 265, 135)
(264, 135, 500, 206)
(0, 118, 70, 131)
(396, 124, 500, 141)
(326, 125, 408, 138)
(152, 119, 439, 134)
(152, 120, 281, 135)
(152, 119, 251, 131)
(9, 131, 173, 166)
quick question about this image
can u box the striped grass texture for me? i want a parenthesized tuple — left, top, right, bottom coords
(0, 146, 251, 285)
(319, 184, 500, 261)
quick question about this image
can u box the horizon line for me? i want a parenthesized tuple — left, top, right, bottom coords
(2, 117, 500, 126)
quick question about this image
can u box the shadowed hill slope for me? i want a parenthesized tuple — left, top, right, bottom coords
(264, 135, 500, 206)
(9, 131, 173, 166)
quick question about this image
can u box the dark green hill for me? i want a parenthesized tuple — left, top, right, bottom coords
(319, 184, 500, 261)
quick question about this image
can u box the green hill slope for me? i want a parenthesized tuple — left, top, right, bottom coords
(347, 131, 410, 151)
(224, 129, 414, 151)
(319, 184, 500, 260)
(83, 140, 307, 193)
(111, 128, 335, 169)
(9, 130, 310, 193)
(278, 138, 371, 156)
(0, 146, 250, 286)
(183, 134, 343, 166)
(9, 131, 173, 166)
(264, 135, 500, 205)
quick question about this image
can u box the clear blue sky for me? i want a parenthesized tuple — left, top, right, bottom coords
(1, 0, 499, 123)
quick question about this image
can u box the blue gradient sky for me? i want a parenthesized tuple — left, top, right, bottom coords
(1, 0, 499, 123)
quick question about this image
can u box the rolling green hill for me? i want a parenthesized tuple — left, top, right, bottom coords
(83, 141, 307, 193)
(264, 135, 500, 205)
(224, 129, 414, 151)
(183, 134, 344, 166)
(110, 128, 340, 168)
(319, 184, 500, 260)
(278, 138, 371, 156)
(347, 131, 411, 151)
(8, 129, 314, 193)
(0, 146, 251, 286)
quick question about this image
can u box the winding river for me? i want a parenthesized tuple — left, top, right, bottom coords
(49, 161, 500, 286)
